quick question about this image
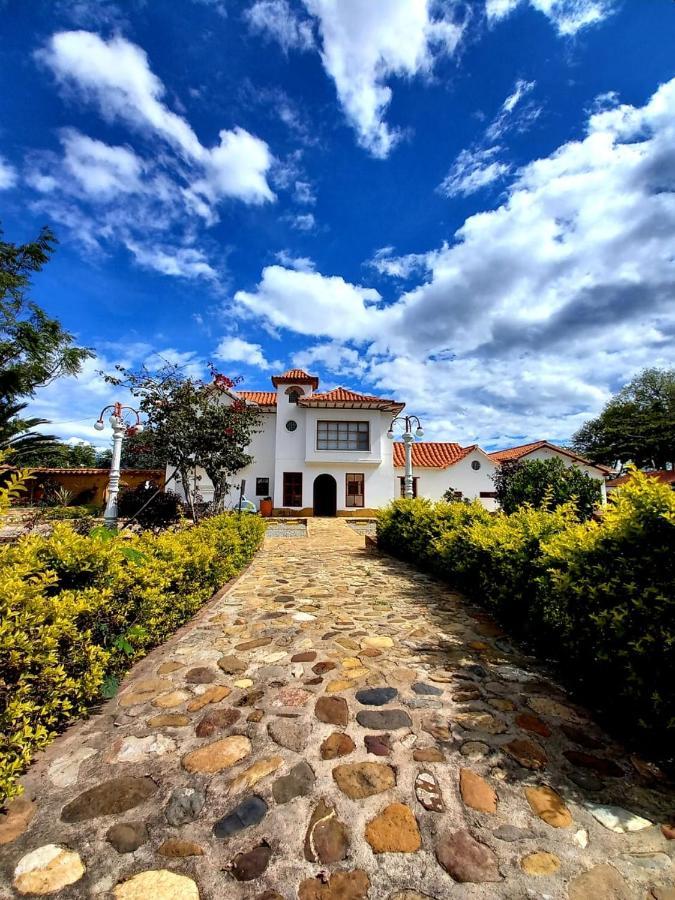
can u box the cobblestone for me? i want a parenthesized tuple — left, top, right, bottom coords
(1, 518, 674, 899)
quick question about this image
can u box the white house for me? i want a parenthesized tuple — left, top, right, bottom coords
(392, 443, 499, 511)
(166, 368, 498, 515)
(488, 440, 611, 503)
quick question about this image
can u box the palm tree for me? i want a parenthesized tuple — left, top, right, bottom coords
(0, 401, 60, 464)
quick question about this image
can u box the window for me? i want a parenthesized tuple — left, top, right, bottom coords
(283, 472, 303, 507)
(399, 477, 419, 498)
(317, 420, 369, 451)
(471, 460, 481, 471)
(287, 388, 302, 404)
(256, 477, 270, 497)
(286, 419, 298, 432)
(346, 473, 364, 508)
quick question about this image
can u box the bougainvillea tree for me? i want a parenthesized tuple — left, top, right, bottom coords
(106, 362, 262, 520)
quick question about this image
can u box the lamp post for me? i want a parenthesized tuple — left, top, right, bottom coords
(94, 402, 144, 528)
(387, 415, 424, 499)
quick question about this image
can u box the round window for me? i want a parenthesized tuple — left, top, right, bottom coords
(471, 460, 481, 471)
(286, 420, 298, 432)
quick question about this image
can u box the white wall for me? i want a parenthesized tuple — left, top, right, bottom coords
(394, 448, 499, 511)
(518, 446, 606, 480)
(276, 402, 395, 510)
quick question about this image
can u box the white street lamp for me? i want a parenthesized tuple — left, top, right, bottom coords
(388, 414, 424, 500)
(94, 402, 144, 528)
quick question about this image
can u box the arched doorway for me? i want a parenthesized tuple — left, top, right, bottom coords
(313, 474, 337, 517)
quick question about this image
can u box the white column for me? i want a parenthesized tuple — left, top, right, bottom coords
(403, 430, 414, 499)
(104, 421, 126, 528)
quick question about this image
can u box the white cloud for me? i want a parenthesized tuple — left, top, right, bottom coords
(275, 250, 315, 271)
(289, 212, 316, 231)
(214, 336, 281, 370)
(439, 79, 540, 199)
(300, 0, 464, 157)
(293, 180, 316, 204)
(367, 245, 441, 279)
(486, 0, 615, 35)
(0, 155, 17, 189)
(235, 77, 675, 445)
(245, 0, 315, 51)
(235, 265, 383, 338)
(293, 340, 366, 375)
(125, 242, 218, 280)
(38, 31, 275, 207)
(485, 78, 539, 141)
(61, 129, 144, 198)
(439, 146, 511, 197)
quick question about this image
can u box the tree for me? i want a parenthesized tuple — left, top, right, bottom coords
(106, 363, 262, 521)
(0, 401, 59, 464)
(493, 456, 601, 519)
(1, 225, 93, 401)
(572, 368, 675, 470)
(119, 427, 166, 469)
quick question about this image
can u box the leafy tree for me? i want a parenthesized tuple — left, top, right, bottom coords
(106, 363, 262, 520)
(0, 400, 59, 463)
(1, 225, 93, 401)
(493, 456, 601, 519)
(119, 427, 166, 469)
(6, 432, 101, 468)
(572, 368, 675, 470)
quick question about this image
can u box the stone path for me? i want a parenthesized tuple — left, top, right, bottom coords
(1, 518, 674, 899)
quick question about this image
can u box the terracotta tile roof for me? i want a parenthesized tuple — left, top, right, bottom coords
(271, 369, 319, 389)
(393, 442, 476, 468)
(298, 387, 404, 413)
(488, 440, 612, 473)
(488, 441, 549, 463)
(607, 469, 675, 488)
(239, 390, 277, 407)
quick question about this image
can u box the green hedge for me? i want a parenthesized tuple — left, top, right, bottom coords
(377, 471, 675, 752)
(0, 513, 265, 803)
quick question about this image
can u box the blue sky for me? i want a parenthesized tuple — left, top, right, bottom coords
(1, 0, 674, 449)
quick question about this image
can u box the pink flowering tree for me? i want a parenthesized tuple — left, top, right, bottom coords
(106, 362, 262, 521)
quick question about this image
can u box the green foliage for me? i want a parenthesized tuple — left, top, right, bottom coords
(0, 225, 93, 402)
(572, 367, 675, 469)
(0, 512, 265, 803)
(493, 456, 601, 519)
(0, 401, 59, 465)
(119, 427, 166, 469)
(118, 482, 181, 528)
(106, 363, 262, 520)
(377, 470, 675, 752)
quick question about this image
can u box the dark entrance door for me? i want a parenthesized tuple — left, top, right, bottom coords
(313, 474, 337, 516)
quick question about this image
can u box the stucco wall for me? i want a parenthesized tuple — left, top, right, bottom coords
(394, 448, 499, 511)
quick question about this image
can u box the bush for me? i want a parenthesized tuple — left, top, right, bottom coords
(539, 472, 675, 736)
(376, 471, 675, 753)
(0, 512, 264, 803)
(118, 482, 182, 528)
(493, 456, 601, 519)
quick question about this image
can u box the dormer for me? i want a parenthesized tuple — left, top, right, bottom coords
(271, 369, 319, 405)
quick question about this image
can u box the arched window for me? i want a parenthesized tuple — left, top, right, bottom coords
(286, 387, 303, 404)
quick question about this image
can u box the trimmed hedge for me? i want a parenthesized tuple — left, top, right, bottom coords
(0, 513, 265, 803)
(377, 471, 675, 753)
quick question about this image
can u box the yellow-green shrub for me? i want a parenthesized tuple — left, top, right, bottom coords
(539, 471, 675, 739)
(0, 513, 264, 803)
(376, 472, 675, 753)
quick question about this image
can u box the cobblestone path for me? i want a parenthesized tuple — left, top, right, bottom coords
(1, 519, 674, 899)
